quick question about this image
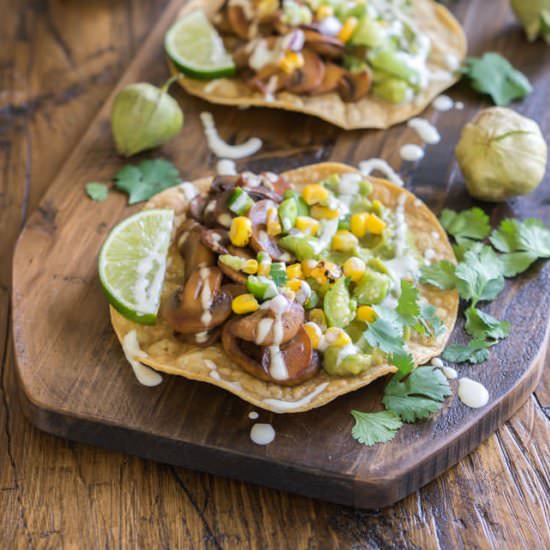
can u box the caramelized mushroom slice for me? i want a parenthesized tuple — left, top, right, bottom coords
(178, 220, 215, 283)
(312, 62, 347, 95)
(284, 49, 325, 94)
(162, 267, 231, 334)
(189, 195, 208, 223)
(211, 175, 240, 193)
(201, 228, 230, 255)
(222, 324, 319, 386)
(303, 30, 344, 59)
(221, 283, 247, 299)
(202, 189, 234, 228)
(338, 68, 372, 102)
(230, 299, 305, 346)
(227, 4, 252, 39)
(248, 200, 292, 261)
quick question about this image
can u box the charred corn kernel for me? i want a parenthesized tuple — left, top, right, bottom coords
(315, 5, 333, 19)
(310, 205, 339, 220)
(365, 213, 386, 235)
(325, 327, 352, 347)
(338, 17, 358, 42)
(242, 259, 258, 274)
(229, 216, 252, 247)
(301, 259, 318, 277)
(278, 51, 304, 74)
(266, 207, 282, 236)
(232, 293, 259, 314)
(356, 305, 377, 323)
(350, 212, 369, 238)
(310, 264, 327, 285)
(309, 308, 327, 330)
(331, 230, 359, 252)
(304, 322, 323, 349)
(286, 263, 303, 280)
(295, 215, 320, 235)
(343, 256, 366, 282)
(302, 184, 329, 205)
(286, 279, 303, 293)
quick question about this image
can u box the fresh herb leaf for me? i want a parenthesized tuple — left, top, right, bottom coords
(453, 239, 483, 262)
(419, 304, 445, 338)
(269, 262, 288, 287)
(115, 159, 180, 204)
(499, 251, 537, 277)
(461, 53, 532, 106)
(420, 260, 456, 290)
(365, 317, 405, 355)
(390, 352, 415, 378)
(439, 208, 491, 242)
(396, 280, 420, 323)
(350, 410, 403, 446)
(455, 246, 504, 304)
(464, 306, 510, 341)
(382, 367, 451, 423)
(85, 182, 109, 202)
(442, 338, 493, 364)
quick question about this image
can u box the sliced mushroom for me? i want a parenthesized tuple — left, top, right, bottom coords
(222, 324, 320, 386)
(221, 283, 247, 300)
(229, 299, 305, 346)
(242, 185, 282, 203)
(177, 220, 215, 283)
(202, 189, 234, 228)
(338, 68, 372, 102)
(211, 175, 240, 193)
(162, 267, 232, 334)
(201, 228, 230, 255)
(284, 49, 325, 94)
(227, 3, 252, 39)
(303, 29, 344, 59)
(248, 200, 292, 261)
(189, 195, 208, 223)
(312, 62, 346, 95)
(218, 245, 254, 284)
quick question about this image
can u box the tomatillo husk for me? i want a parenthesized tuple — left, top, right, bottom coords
(511, 0, 550, 45)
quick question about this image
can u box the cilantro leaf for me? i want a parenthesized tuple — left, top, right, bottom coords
(396, 280, 420, 323)
(419, 304, 445, 338)
(464, 306, 510, 341)
(85, 182, 109, 202)
(439, 208, 491, 242)
(455, 246, 505, 304)
(365, 317, 405, 355)
(351, 410, 403, 446)
(462, 53, 532, 106)
(453, 239, 483, 262)
(442, 338, 492, 364)
(269, 262, 288, 287)
(420, 260, 456, 290)
(382, 367, 451, 423)
(390, 352, 415, 378)
(499, 252, 537, 277)
(115, 159, 180, 204)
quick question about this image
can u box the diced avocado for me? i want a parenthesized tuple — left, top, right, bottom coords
(323, 346, 373, 376)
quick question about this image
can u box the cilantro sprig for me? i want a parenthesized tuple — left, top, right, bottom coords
(351, 410, 403, 446)
(85, 182, 109, 202)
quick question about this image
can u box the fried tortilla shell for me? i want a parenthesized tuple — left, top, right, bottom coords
(110, 162, 459, 413)
(170, 0, 467, 130)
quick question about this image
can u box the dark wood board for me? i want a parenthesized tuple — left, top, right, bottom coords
(11, 0, 550, 509)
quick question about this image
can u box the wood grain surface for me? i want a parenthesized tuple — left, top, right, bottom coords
(3, 0, 550, 548)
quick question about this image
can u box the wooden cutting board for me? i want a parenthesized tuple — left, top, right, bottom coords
(11, 0, 550, 509)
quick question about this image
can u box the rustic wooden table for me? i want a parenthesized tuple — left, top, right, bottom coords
(2, 0, 550, 548)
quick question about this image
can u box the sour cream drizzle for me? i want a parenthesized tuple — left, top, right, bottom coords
(260, 296, 290, 380)
(407, 118, 441, 144)
(216, 159, 237, 176)
(200, 112, 262, 159)
(358, 158, 405, 187)
(400, 144, 424, 162)
(122, 331, 162, 387)
(432, 95, 454, 112)
(199, 267, 213, 326)
(458, 377, 489, 408)
(262, 382, 329, 412)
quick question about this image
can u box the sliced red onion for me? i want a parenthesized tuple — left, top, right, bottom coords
(318, 16, 342, 37)
(281, 29, 305, 51)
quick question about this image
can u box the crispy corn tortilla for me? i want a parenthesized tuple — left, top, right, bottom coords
(170, 0, 467, 129)
(111, 162, 458, 413)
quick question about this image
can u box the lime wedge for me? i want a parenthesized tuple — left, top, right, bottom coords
(165, 10, 236, 80)
(99, 209, 174, 325)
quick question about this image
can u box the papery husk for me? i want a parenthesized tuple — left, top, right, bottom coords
(169, 0, 467, 129)
(110, 162, 459, 413)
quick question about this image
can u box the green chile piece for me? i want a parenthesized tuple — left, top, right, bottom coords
(353, 268, 390, 305)
(323, 278, 356, 328)
(369, 49, 420, 86)
(278, 198, 298, 233)
(373, 78, 412, 104)
(111, 83, 183, 157)
(323, 346, 373, 376)
(283, 190, 309, 216)
(219, 254, 245, 271)
(279, 235, 319, 261)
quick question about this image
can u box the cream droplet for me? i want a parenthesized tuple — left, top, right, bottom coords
(433, 95, 454, 112)
(442, 366, 458, 380)
(458, 377, 489, 408)
(248, 411, 259, 420)
(400, 144, 424, 162)
(407, 118, 441, 144)
(250, 423, 276, 445)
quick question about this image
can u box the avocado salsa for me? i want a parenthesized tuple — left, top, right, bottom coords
(160, 168, 439, 386)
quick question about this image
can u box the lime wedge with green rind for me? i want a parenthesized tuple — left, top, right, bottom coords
(99, 209, 174, 325)
(165, 10, 236, 80)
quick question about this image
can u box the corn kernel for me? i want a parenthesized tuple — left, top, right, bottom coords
(315, 5, 333, 19)
(309, 308, 327, 330)
(302, 184, 329, 205)
(365, 213, 386, 235)
(286, 263, 303, 280)
(301, 259, 318, 277)
(338, 16, 358, 43)
(331, 230, 359, 252)
(258, 257, 271, 276)
(324, 327, 352, 347)
(286, 279, 303, 293)
(304, 322, 323, 350)
(242, 259, 258, 274)
(310, 205, 339, 220)
(229, 216, 252, 247)
(232, 293, 259, 314)
(311, 260, 341, 284)
(295, 215, 320, 235)
(266, 207, 282, 236)
(371, 199, 383, 213)
(356, 305, 377, 323)
(350, 212, 369, 238)
(343, 256, 366, 282)
(278, 51, 304, 74)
